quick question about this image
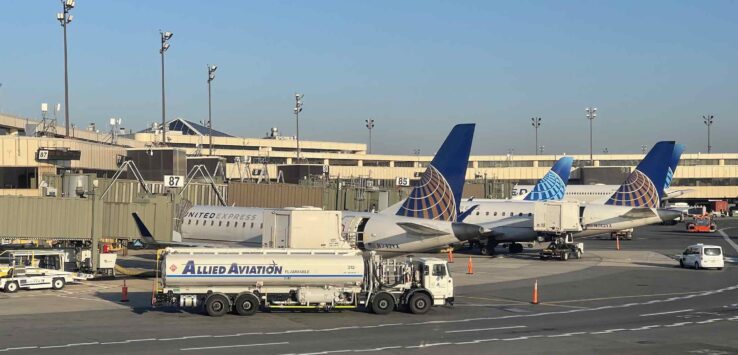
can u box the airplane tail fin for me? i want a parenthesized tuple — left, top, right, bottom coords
(664, 143, 685, 190)
(395, 124, 475, 221)
(523, 157, 573, 201)
(605, 141, 675, 208)
(132, 212, 158, 245)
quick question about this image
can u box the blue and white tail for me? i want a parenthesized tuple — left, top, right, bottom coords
(523, 157, 573, 201)
(664, 143, 685, 191)
(605, 141, 675, 208)
(395, 124, 475, 221)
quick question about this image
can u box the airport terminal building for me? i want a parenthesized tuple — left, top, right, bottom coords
(1, 113, 736, 202)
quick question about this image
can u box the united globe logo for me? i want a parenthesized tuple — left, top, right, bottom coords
(606, 170, 659, 208)
(524, 170, 566, 201)
(396, 165, 456, 221)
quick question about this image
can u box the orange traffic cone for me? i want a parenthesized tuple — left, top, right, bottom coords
(616, 236, 621, 251)
(447, 248, 454, 263)
(531, 279, 539, 305)
(120, 280, 129, 303)
(466, 256, 474, 274)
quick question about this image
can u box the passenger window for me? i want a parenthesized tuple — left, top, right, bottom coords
(187, 219, 191, 225)
(242, 222, 246, 228)
(195, 220, 199, 226)
(519, 212, 523, 216)
(494, 212, 498, 216)
(251, 222, 254, 228)
(226, 221, 230, 227)
(476, 211, 480, 216)
(485, 212, 489, 216)
(432, 264, 446, 276)
(211, 220, 214, 226)
(502, 212, 506, 216)
(219, 221, 222, 227)
(528, 213, 532, 217)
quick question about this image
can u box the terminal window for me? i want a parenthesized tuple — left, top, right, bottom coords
(0, 167, 37, 189)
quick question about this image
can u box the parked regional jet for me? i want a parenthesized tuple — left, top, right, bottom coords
(460, 141, 682, 255)
(511, 144, 686, 203)
(133, 124, 484, 254)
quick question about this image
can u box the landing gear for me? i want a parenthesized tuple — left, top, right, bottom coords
(508, 243, 524, 254)
(479, 241, 497, 256)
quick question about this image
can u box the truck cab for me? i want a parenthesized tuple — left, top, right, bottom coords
(415, 258, 454, 306)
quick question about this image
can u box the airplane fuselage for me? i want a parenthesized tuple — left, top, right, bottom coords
(179, 205, 477, 254)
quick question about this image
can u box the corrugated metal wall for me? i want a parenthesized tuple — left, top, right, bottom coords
(228, 182, 325, 208)
(0, 195, 173, 241)
(95, 178, 227, 205)
(0, 196, 92, 239)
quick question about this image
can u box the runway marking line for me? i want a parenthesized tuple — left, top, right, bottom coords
(277, 316, 738, 355)
(445, 325, 527, 333)
(180, 341, 288, 351)
(4, 283, 737, 353)
(718, 229, 738, 254)
(640, 309, 693, 317)
(544, 290, 704, 304)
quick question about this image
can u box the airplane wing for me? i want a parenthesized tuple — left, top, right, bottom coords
(621, 208, 657, 219)
(396, 222, 450, 237)
(663, 189, 693, 200)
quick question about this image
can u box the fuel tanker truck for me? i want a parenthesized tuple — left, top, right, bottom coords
(154, 248, 454, 317)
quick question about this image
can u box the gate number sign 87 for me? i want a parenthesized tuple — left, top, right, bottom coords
(164, 175, 184, 187)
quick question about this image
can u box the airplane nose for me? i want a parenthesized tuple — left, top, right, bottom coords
(657, 208, 682, 222)
(452, 222, 484, 241)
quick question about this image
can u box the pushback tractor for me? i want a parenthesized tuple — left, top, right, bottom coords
(154, 248, 454, 316)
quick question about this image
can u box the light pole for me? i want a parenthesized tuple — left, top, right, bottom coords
(160, 30, 173, 145)
(585, 107, 597, 164)
(293, 93, 304, 163)
(57, 0, 75, 138)
(207, 64, 217, 155)
(365, 119, 375, 154)
(538, 145, 544, 155)
(702, 115, 714, 153)
(531, 117, 541, 155)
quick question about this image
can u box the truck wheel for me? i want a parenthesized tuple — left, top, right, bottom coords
(205, 294, 230, 317)
(371, 292, 395, 315)
(4, 281, 18, 293)
(560, 252, 569, 261)
(480, 246, 490, 256)
(408, 293, 432, 315)
(235, 293, 259, 316)
(52, 278, 65, 290)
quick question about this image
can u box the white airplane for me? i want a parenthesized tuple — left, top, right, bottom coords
(511, 144, 687, 203)
(133, 124, 484, 254)
(459, 141, 683, 255)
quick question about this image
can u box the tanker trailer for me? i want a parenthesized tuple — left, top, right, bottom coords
(154, 247, 454, 316)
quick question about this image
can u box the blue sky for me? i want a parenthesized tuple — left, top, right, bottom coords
(1, 1, 736, 155)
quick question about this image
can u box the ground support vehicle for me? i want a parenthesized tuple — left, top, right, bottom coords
(686, 216, 716, 233)
(610, 228, 634, 240)
(679, 244, 724, 270)
(154, 248, 454, 317)
(0, 250, 93, 292)
(539, 239, 584, 261)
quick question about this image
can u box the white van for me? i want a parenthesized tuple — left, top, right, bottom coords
(679, 244, 724, 270)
